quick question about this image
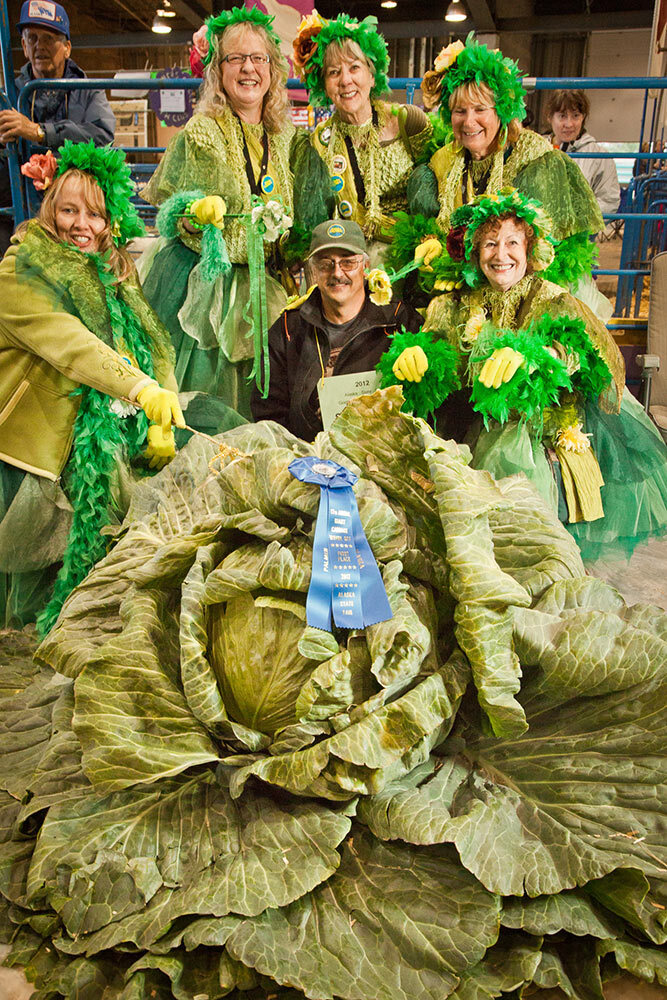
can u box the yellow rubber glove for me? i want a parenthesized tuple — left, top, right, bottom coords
(190, 195, 227, 229)
(144, 424, 176, 470)
(137, 384, 185, 432)
(479, 347, 524, 389)
(392, 345, 429, 383)
(414, 237, 442, 270)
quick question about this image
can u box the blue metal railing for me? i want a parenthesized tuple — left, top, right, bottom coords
(2, 69, 666, 328)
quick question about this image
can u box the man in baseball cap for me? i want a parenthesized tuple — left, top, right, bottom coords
(0, 0, 116, 253)
(251, 219, 422, 440)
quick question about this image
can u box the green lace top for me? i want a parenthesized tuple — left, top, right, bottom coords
(308, 101, 432, 240)
(427, 129, 604, 241)
(142, 109, 295, 264)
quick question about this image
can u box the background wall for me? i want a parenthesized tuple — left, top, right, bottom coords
(583, 29, 652, 142)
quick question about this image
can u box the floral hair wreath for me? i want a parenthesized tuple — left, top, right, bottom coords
(202, 5, 282, 69)
(421, 32, 526, 128)
(449, 188, 555, 288)
(21, 140, 144, 246)
(292, 12, 390, 108)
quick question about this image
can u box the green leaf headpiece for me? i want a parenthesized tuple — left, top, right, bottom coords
(203, 4, 282, 67)
(56, 140, 144, 246)
(429, 33, 526, 129)
(451, 188, 554, 288)
(295, 13, 390, 108)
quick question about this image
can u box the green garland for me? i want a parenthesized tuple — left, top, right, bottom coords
(377, 328, 461, 420)
(302, 15, 390, 108)
(528, 313, 612, 401)
(543, 231, 598, 288)
(470, 326, 571, 428)
(437, 33, 526, 128)
(203, 5, 281, 67)
(36, 254, 154, 636)
(156, 189, 232, 282)
(56, 140, 144, 247)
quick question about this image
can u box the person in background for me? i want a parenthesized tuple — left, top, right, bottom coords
(546, 89, 621, 224)
(251, 219, 422, 440)
(0, 1, 116, 254)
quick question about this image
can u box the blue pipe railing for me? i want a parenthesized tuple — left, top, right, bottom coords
(3, 72, 667, 327)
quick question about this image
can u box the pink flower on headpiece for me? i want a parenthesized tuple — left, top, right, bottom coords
(21, 150, 57, 191)
(189, 24, 209, 78)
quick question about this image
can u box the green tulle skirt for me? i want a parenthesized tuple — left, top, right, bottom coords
(140, 237, 288, 425)
(568, 390, 667, 562)
(471, 390, 667, 563)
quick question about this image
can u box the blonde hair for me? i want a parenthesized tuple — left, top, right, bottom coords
(17, 169, 134, 281)
(197, 22, 290, 134)
(323, 38, 376, 78)
(449, 81, 523, 149)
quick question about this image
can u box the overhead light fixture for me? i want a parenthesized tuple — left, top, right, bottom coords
(381, 1, 397, 7)
(445, 0, 466, 21)
(151, 13, 172, 32)
(157, 7, 176, 15)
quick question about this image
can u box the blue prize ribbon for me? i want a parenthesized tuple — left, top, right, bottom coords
(289, 457, 393, 632)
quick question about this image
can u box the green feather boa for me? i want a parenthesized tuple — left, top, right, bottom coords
(36, 256, 155, 636)
(543, 232, 598, 288)
(377, 328, 460, 420)
(470, 326, 571, 428)
(156, 189, 232, 282)
(528, 313, 612, 401)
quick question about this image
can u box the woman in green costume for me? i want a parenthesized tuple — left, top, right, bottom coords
(400, 36, 611, 319)
(140, 5, 294, 419)
(288, 12, 432, 264)
(396, 189, 667, 561)
(0, 141, 184, 632)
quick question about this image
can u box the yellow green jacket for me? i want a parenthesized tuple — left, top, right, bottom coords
(0, 245, 154, 481)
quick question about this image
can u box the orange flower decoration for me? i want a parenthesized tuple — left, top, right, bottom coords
(292, 10, 326, 81)
(20, 150, 58, 191)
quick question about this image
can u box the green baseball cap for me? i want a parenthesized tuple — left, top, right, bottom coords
(307, 219, 367, 259)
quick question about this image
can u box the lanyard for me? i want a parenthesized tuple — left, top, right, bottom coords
(342, 106, 378, 205)
(234, 113, 269, 197)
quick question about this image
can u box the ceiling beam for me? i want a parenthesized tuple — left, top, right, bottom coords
(465, 0, 495, 33)
(497, 10, 653, 33)
(166, 0, 209, 29)
(381, 19, 470, 38)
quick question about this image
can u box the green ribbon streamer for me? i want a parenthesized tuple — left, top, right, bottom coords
(241, 202, 272, 399)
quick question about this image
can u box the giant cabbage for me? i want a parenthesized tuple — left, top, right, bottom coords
(0, 388, 665, 1000)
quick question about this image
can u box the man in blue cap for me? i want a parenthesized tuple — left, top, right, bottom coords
(0, 0, 116, 250)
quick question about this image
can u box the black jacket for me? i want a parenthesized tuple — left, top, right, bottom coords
(251, 289, 423, 441)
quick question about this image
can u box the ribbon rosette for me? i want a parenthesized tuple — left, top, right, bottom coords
(289, 456, 393, 632)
